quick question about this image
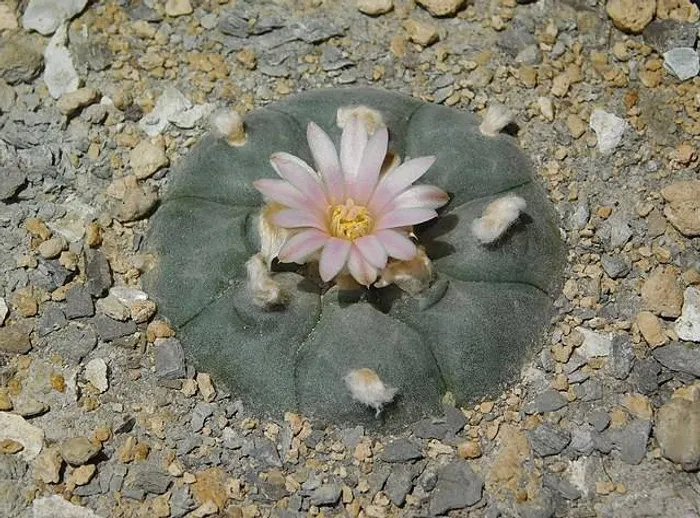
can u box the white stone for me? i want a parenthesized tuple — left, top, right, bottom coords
(589, 109, 627, 155)
(139, 87, 191, 136)
(31, 495, 104, 518)
(0, 412, 44, 460)
(169, 102, 216, 129)
(43, 24, 79, 99)
(676, 287, 700, 342)
(577, 327, 612, 358)
(23, 0, 87, 35)
(110, 287, 148, 305)
(663, 47, 700, 82)
(0, 297, 7, 325)
(84, 358, 109, 393)
(96, 296, 130, 321)
(165, 0, 193, 17)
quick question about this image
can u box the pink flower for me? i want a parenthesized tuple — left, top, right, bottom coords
(252, 116, 449, 286)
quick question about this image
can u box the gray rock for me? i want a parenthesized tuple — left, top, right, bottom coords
(429, 461, 484, 515)
(0, 80, 15, 113)
(23, 0, 88, 35)
(384, 464, 415, 506)
(72, 478, 103, 496)
(413, 418, 450, 439)
(608, 335, 635, 379)
(643, 20, 699, 54)
(131, 469, 171, 495)
(66, 285, 95, 319)
(564, 353, 587, 375)
(93, 315, 137, 342)
(528, 423, 571, 457)
(190, 402, 214, 432)
(170, 485, 196, 518)
(653, 342, 700, 377)
(85, 250, 112, 297)
(155, 338, 186, 379)
(606, 215, 633, 249)
(531, 390, 568, 413)
(569, 425, 596, 456)
(606, 419, 651, 464)
(251, 437, 282, 468)
(309, 482, 341, 506)
(575, 379, 603, 402)
(497, 25, 537, 57)
(515, 44, 542, 65)
(50, 322, 97, 363)
(543, 473, 581, 501)
(381, 439, 423, 462)
(0, 36, 43, 85)
(59, 436, 101, 466)
(0, 167, 26, 200)
(43, 24, 79, 99)
(601, 255, 631, 279)
(630, 358, 661, 395)
(588, 410, 611, 432)
(663, 47, 700, 81)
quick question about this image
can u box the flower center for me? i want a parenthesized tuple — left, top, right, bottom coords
(329, 199, 373, 240)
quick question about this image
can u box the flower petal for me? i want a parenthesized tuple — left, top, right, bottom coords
(353, 234, 388, 270)
(389, 185, 450, 210)
(351, 126, 388, 205)
(278, 229, 329, 263)
(347, 245, 378, 286)
(319, 237, 352, 282)
(375, 230, 417, 260)
(270, 152, 329, 211)
(368, 156, 436, 214)
(376, 208, 438, 230)
(340, 115, 368, 183)
(253, 179, 309, 210)
(307, 122, 345, 203)
(271, 208, 327, 231)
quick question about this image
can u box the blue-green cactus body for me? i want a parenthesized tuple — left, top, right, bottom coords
(144, 88, 564, 427)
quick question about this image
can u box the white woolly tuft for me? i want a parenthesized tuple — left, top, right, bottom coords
(344, 368, 398, 417)
(375, 248, 433, 296)
(246, 253, 287, 310)
(471, 194, 527, 244)
(211, 108, 246, 146)
(479, 103, 515, 137)
(336, 105, 386, 135)
(258, 204, 292, 267)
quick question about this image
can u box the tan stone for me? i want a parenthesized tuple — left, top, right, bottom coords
(404, 19, 439, 47)
(641, 267, 684, 318)
(416, 0, 465, 16)
(56, 88, 99, 116)
(0, 438, 23, 453)
(657, 0, 700, 22)
(636, 311, 667, 347)
(70, 464, 97, 486)
(551, 73, 571, 97)
(191, 467, 229, 509)
(655, 396, 700, 471)
(196, 373, 216, 403)
(622, 393, 652, 419)
(606, 0, 656, 33)
(661, 181, 700, 236)
(357, 0, 393, 16)
(165, 0, 193, 17)
(34, 447, 63, 484)
(130, 140, 169, 180)
(457, 441, 482, 459)
(566, 114, 587, 138)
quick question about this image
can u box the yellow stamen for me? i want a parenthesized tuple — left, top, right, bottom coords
(329, 199, 373, 240)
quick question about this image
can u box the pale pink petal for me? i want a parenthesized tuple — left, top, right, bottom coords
(253, 179, 309, 210)
(340, 115, 368, 183)
(389, 185, 449, 210)
(353, 234, 388, 269)
(368, 156, 436, 214)
(375, 230, 417, 260)
(351, 126, 388, 204)
(319, 237, 352, 282)
(347, 245, 378, 286)
(270, 152, 329, 211)
(271, 208, 327, 231)
(376, 208, 438, 230)
(307, 122, 344, 203)
(278, 229, 329, 263)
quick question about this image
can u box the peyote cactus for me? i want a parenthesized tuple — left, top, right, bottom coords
(143, 88, 564, 427)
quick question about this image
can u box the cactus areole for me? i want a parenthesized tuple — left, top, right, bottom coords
(143, 88, 564, 427)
